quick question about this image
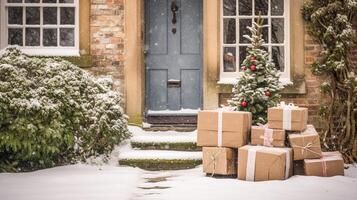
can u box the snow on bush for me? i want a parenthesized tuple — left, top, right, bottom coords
(0, 47, 130, 172)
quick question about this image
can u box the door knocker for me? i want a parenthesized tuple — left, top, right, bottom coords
(171, 1, 179, 34)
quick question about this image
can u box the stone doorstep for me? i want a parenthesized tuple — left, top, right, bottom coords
(119, 159, 202, 171)
(118, 150, 202, 171)
(131, 141, 201, 152)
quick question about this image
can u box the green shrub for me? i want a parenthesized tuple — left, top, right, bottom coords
(0, 47, 130, 172)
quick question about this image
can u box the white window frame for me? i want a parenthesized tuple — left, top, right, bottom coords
(0, 0, 80, 57)
(219, 0, 291, 85)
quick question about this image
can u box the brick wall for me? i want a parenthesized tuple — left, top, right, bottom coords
(89, 0, 125, 96)
(281, 30, 327, 130)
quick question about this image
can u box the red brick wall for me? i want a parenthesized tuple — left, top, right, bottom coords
(281, 31, 327, 130)
(89, 0, 125, 95)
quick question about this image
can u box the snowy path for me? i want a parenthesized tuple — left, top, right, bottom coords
(1, 164, 357, 200)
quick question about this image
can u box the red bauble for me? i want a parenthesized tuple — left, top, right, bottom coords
(250, 65, 256, 71)
(241, 101, 248, 108)
(265, 90, 271, 96)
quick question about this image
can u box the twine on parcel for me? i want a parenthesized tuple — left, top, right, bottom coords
(291, 136, 321, 157)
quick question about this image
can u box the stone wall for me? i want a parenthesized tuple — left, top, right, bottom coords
(89, 0, 125, 96)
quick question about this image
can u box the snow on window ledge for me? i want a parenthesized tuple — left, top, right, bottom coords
(17, 48, 80, 57)
(217, 77, 293, 86)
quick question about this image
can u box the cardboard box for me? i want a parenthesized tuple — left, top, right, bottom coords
(251, 125, 285, 147)
(288, 125, 322, 160)
(268, 106, 308, 131)
(202, 147, 237, 175)
(197, 111, 252, 148)
(238, 145, 293, 181)
(304, 152, 344, 177)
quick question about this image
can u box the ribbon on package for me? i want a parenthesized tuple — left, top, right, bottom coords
(246, 147, 291, 181)
(277, 102, 298, 130)
(257, 124, 274, 147)
(217, 107, 235, 147)
(245, 146, 264, 181)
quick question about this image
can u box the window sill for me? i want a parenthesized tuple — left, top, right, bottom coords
(217, 77, 293, 86)
(20, 48, 80, 57)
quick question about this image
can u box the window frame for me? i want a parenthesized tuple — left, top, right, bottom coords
(0, 0, 80, 56)
(219, 0, 291, 85)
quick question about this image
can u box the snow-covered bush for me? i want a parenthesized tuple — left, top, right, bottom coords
(0, 47, 130, 171)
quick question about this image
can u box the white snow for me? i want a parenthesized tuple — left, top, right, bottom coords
(129, 126, 197, 144)
(0, 164, 142, 200)
(140, 165, 357, 200)
(1, 164, 357, 200)
(119, 150, 202, 160)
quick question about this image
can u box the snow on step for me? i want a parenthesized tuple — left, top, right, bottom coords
(129, 126, 197, 144)
(119, 150, 202, 160)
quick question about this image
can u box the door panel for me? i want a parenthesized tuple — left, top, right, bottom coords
(148, 69, 168, 110)
(145, 0, 202, 112)
(147, 0, 169, 55)
(181, 69, 201, 109)
(180, 0, 201, 55)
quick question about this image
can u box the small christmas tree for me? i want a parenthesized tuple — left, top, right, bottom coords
(229, 18, 283, 124)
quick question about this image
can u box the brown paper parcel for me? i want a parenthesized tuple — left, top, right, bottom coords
(288, 129, 322, 160)
(197, 111, 252, 148)
(304, 151, 344, 177)
(238, 145, 293, 181)
(251, 126, 285, 147)
(202, 147, 237, 175)
(268, 106, 308, 131)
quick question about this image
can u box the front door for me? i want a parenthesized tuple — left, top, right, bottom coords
(145, 0, 203, 114)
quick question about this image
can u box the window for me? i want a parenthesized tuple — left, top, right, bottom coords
(0, 0, 79, 56)
(220, 0, 290, 84)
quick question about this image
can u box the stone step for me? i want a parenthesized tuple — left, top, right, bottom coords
(118, 150, 202, 171)
(129, 126, 200, 151)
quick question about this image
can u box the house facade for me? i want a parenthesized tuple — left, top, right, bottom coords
(0, 0, 326, 128)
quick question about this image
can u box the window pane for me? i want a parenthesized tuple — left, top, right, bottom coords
(25, 0, 40, 2)
(255, 0, 268, 15)
(43, 7, 58, 25)
(8, 28, 23, 46)
(239, 19, 252, 44)
(272, 46, 284, 72)
(25, 28, 40, 46)
(60, 28, 75, 46)
(254, 18, 268, 43)
(223, 18, 236, 44)
(60, 0, 74, 3)
(7, 0, 22, 3)
(238, 0, 252, 15)
(223, 0, 236, 16)
(239, 46, 248, 70)
(271, 0, 284, 16)
(26, 7, 40, 25)
(8, 7, 23, 25)
(60, 7, 75, 25)
(272, 18, 284, 44)
(43, 29, 58, 47)
(223, 47, 236, 72)
(43, 0, 57, 3)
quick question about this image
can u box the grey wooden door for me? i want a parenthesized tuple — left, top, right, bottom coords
(145, 0, 203, 113)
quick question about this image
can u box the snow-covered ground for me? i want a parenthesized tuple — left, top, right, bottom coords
(1, 164, 357, 200)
